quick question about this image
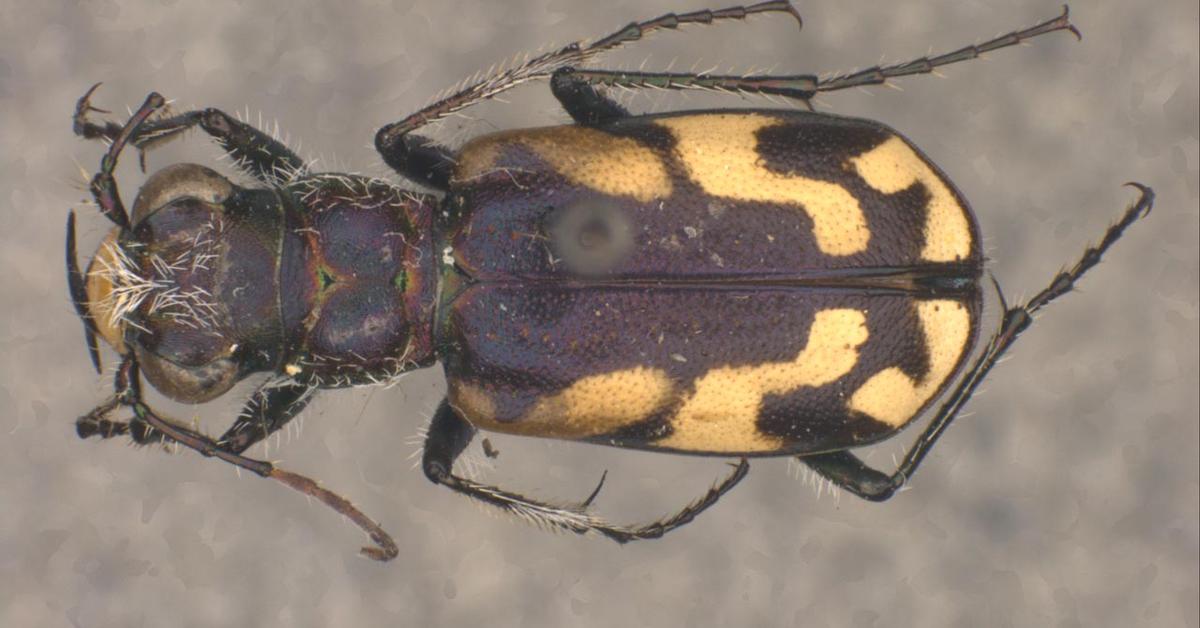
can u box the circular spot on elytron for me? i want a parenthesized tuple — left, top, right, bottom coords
(543, 199, 634, 277)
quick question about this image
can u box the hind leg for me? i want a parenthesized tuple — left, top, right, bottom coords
(802, 185, 1154, 500)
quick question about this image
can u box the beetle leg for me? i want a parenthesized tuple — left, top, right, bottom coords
(77, 355, 399, 560)
(73, 84, 307, 184)
(74, 357, 215, 448)
(215, 382, 317, 455)
(374, 133, 457, 192)
(84, 91, 165, 229)
(75, 395, 133, 440)
(559, 7, 1078, 108)
(423, 400, 750, 542)
(811, 6, 1078, 97)
(550, 68, 631, 125)
(75, 397, 175, 446)
(803, 184, 1154, 501)
(75, 384, 309, 451)
(375, 2, 799, 152)
(563, 67, 820, 107)
(797, 450, 901, 501)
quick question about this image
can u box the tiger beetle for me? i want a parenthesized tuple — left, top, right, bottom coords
(67, 2, 1152, 561)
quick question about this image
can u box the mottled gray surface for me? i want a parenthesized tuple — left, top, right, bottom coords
(1, 1, 1196, 626)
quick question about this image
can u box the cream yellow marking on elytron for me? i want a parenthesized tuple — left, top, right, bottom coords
(455, 126, 672, 202)
(658, 114, 869, 256)
(656, 309, 870, 453)
(453, 139, 502, 182)
(448, 379, 498, 424)
(849, 300, 971, 427)
(448, 367, 675, 438)
(849, 136, 973, 262)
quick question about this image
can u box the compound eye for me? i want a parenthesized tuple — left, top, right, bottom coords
(544, 200, 633, 277)
(130, 163, 233, 226)
(136, 346, 241, 404)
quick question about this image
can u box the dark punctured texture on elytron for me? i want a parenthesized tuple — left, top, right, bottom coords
(437, 110, 984, 456)
(445, 110, 981, 281)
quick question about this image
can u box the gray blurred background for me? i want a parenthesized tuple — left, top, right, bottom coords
(1, 1, 1196, 626)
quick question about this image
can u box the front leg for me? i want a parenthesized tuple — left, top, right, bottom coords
(74, 84, 307, 184)
(216, 382, 316, 454)
(75, 355, 398, 560)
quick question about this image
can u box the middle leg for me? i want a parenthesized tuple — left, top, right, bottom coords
(375, 2, 802, 182)
(550, 67, 631, 125)
(422, 399, 750, 543)
(555, 7, 1078, 107)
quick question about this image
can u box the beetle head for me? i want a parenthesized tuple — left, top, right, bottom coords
(69, 163, 284, 403)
